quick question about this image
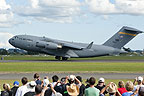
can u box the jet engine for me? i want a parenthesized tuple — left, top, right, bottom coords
(46, 42, 62, 49)
(36, 41, 62, 49)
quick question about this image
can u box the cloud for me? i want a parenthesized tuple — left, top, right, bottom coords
(115, 0, 144, 15)
(85, 0, 144, 15)
(0, 32, 14, 48)
(1, 0, 144, 27)
(85, 0, 116, 14)
(16, 0, 81, 23)
(0, 0, 15, 27)
(0, 0, 11, 10)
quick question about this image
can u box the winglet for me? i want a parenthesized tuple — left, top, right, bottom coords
(86, 42, 93, 49)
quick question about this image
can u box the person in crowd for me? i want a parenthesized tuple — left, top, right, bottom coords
(131, 86, 144, 96)
(122, 81, 137, 96)
(51, 75, 59, 87)
(117, 81, 127, 95)
(11, 81, 19, 96)
(66, 83, 79, 96)
(66, 75, 82, 96)
(42, 77, 52, 96)
(34, 73, 42, 85)
(1, 83, 13, 96)
(100, 82, 121, 96)
(41, 83, 62, 96)
(34, 85, 42, 96)
(76, 76, 85, 96)
(67, 75, 81, 86)
(133, 76, 144, 92)
(85, 77, 100, 96)
(85, 78, 90, 89)
(15, 77, 28, 96)
(54, 77, 69, 96)
(95, 77, 108, 95)
(24, 81, 37, 96)
(138, 87, 144, 96)
(43, 76, 49, 87)
(51, 75, 60, 96)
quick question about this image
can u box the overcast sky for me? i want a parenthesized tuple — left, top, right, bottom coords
(0, 0, 144, 49)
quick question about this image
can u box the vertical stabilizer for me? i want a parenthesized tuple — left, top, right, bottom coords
(103, 26, 143, 49)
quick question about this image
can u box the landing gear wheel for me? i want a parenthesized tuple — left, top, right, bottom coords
(62, 57, 68, 61)
(55, 56, 61, 60)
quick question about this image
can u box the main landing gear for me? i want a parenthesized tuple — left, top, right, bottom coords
(55, 56, 68, 61)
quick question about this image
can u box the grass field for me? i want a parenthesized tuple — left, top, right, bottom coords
(0, 55, 144, 73)
(0, 62, 144, 73)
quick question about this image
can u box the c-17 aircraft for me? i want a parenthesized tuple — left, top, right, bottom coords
(9, 26, 143, 60)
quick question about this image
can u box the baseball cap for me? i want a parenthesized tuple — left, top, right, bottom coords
(13, 81, 19, 86)
(99, 77, 105, 83)
(138, 76, 143, 82)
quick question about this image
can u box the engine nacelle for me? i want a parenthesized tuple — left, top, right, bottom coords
(36, 41, 62, 49)
(36, 41, 45, 48)
(46, 42, 62, 49)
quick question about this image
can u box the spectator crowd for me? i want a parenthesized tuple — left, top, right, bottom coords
(0, 73, 144, 96)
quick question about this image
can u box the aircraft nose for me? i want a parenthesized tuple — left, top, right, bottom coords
(9, 38, 14, 45)
(9, 38, 12, 44)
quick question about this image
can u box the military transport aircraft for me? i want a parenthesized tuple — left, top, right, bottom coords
(9, 26, 143, 60)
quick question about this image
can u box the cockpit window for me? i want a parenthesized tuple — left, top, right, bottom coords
(14, 36, 18, 39)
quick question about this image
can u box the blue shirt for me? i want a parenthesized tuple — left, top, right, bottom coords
(122, 92, 138, 96)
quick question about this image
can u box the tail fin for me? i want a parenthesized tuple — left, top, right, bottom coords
(103, 26, 143, 49)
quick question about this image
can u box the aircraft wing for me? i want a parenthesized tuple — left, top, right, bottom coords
(61, 42, 93, 50)
(62, 43, 84, 50)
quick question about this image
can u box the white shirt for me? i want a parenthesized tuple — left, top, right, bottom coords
(15, 85, 29, 96)
(133, 84, 144, 92)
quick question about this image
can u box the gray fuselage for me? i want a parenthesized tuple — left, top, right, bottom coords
(9, 35, 125, 58)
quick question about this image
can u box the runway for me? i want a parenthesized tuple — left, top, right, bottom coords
(1, 59, 144, 62)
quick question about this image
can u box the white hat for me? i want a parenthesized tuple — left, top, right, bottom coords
(43, 79, 49, 86)
(69, 75, 75, 81)
(27, 81, 36, 91)
(138, 76, 143, 82)
(29, 81, 36, 87)
(99, 77, 105, 83)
